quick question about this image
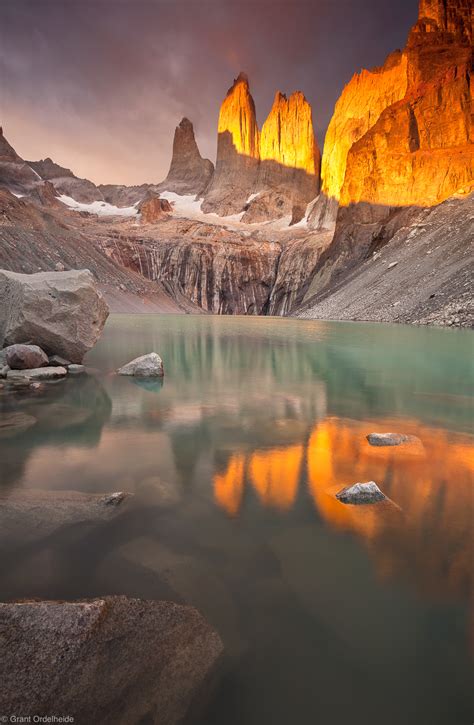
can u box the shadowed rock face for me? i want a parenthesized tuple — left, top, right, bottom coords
(157, 118, 214, 197)
(0, 596, 223, 725)
(0, 127, 39, 193)
(28, 156, 105, 204)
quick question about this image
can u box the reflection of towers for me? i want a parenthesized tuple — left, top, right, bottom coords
(213, 416, 474, 603)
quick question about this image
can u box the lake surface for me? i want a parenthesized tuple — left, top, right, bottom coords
(1, 315, 473, 725)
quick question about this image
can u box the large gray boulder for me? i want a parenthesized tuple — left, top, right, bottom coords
(0, 269, 109, 363)
(0, 596, 223, 725)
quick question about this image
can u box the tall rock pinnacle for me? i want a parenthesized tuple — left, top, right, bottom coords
(201, 73, 260, 215)
(158, 117, 214, 196)
(259, 91, 319, 178)
(217, 73, 260, 161)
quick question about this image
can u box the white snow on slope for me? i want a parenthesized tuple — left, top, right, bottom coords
(58, 194, 139, 217)
(159, 191, 245, 225)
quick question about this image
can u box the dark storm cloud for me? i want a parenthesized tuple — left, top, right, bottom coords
(0, 0, 418, 184)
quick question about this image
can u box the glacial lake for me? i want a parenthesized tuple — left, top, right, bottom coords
(1, 315, 473, 725)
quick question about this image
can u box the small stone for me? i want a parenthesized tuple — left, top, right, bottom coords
(68, 364, 85, 374)
(117, 353, 164, 377)
(0, 365, 9, 379)
(4, 344, 49, 370)
(336, 481, 386, 505)
(54, 262, 65, 272)
(7, 366, 68, 381)
(387, 261, 398, 269)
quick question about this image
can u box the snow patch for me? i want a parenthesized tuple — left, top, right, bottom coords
(58, 194, 138, 217)
(159, 191, 245, 225)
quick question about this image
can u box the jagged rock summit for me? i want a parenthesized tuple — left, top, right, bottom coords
(157, 117, 214, 196)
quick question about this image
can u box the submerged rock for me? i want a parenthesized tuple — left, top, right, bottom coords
(0, 596, 223, 725)
(7, 365, 67, 381)
(0, 489, 132, 548)
(336, 481, 387, 505)
(0, 269, 109, 363)
(367, 432, 419, 447)
(117, 352, 164, 377)
(0, 411, 37, 438)
(4, 343, 49, 370)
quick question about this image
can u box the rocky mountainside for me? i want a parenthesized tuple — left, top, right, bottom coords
(0, 126, 40, 193)
(298, 192, 474, 327)
(0, 0, 471, 326)
(157, 117, 214, 196)
(298, 0, 473, 321)
(0, 188, 196, 313)
(202, 74, 320, 223)
(28, 156, 105, 203)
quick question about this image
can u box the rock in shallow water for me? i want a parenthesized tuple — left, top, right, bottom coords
(0, 596, 223, 725)
(336, 481, 387, 505)
(367, 432, 418, 447)
(117, 352, 164, 377)
(4, 343, 49, 370)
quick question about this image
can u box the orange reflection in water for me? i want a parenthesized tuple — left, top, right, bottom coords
(213, 453, 245, 517)
(249, 445, 303, 511)
(213, 416, 473, 605)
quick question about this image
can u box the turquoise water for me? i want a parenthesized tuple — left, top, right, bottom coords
(1, 315, 473, 724)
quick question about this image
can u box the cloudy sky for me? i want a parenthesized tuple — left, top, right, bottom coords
(1, 0, 417, 185)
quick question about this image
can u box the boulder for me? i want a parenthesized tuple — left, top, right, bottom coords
(0, 269, 109, 363)
(4, 343, 49, 370)
(7, 366, 67, 381)
(336, 481, 387, 505)
(138, 193, 173, 223)
(0, 596, 223, 725)
(117, 352, 164, 377)
(367, 432, 418, 447)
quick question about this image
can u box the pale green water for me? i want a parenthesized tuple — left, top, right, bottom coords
(1, 315, 473, 724)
